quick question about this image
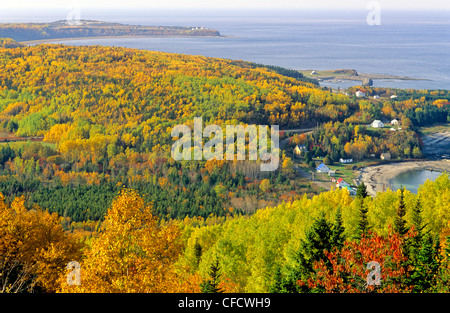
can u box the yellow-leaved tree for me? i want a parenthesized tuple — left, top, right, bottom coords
(60, 189, 201, 293)
(0, 194, 82, 293)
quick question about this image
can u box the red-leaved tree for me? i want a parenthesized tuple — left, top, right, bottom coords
(298, 228, 416, 293)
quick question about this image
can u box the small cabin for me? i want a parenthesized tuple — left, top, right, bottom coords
(380, 153, 391, 160)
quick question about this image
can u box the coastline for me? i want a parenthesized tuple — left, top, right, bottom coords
(298, 69, 429, 85)
(356, 160, 450, 196)
(20, 34, 225, 45)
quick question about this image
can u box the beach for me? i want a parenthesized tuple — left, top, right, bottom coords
(357, 160, 450, 196)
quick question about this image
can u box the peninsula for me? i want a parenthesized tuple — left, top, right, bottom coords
(0, 20, 221, 42)
(298, 69, 426, 86)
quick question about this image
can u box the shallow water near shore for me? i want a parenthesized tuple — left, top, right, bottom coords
(389, 169, 442, 193)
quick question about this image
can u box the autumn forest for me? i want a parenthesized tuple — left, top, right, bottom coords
(0, 42, 450, 293)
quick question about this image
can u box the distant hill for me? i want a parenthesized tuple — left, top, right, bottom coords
(0, 37, 24, 48)
(0, 20, 221, 42)
(0, 44, 347, 220)
(0, 44, 340, 140)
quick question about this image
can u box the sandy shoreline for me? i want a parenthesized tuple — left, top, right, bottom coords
(356, 160, 450, 196)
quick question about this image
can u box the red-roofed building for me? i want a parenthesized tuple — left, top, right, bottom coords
(336, 178, 349, 188)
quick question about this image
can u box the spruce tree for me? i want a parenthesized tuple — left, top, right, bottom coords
(357, 206, 369, 238)
(356, 182, 368, 199)
(331, 207, 345, 250)
(394, 187, 408, 236)
(410, 198, 426, 254)
(392, 187, 415, 289)
(200, 258, 223, 293)
(194, 240, 203, 268)
(300, 213, 334, 270)
(410, 234, 441, 292)
(269, 266, 284, 293)
(281, 213, 334, 292)
(354, 182, 370, 240)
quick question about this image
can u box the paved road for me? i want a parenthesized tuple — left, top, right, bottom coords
(280, 128, 314, 133)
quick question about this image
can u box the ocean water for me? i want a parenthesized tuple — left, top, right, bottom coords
(2, 8, 450, 90)
(389, 169, 442, 194)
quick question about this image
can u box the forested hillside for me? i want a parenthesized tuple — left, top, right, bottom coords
(0, 44, 448, 223)
(0, 20, 220, 41)
(0, 43, 449, 293)
(2, 175, 450, 293)
(0, 44, 349, 220)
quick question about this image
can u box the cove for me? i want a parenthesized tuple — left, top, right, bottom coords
(389, 169, 442, 194)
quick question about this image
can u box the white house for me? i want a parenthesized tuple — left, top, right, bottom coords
(391, 119, 399, 125)
(355, 91, 366, 98)
(336, 178, 350, 188)
(316, 163, 330, 173)
(371, 120, 384, 128)
(380, 152, 391, 160)
(390, 95, 398, 99)
(373, 95, 380, 99)
(310, 70, 317, 75)
(339, 158, 353, 164)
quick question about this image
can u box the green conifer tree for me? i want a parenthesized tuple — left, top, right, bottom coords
(394, 187, 408, 236)
(354, 182, 370, 240)
(200, 258, 223, 293)
(194, 240, 203, 268)
(275, 213, 335, 293)
(356, 182, 368, 199)
(331, 207, 345, 250)
(410, 234, 441, 292)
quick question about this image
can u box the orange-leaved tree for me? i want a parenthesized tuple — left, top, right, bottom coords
(0, 194, 82, 293)
(60, 189, 201, 293)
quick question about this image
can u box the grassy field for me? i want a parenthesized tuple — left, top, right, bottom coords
(294, 156, 381, 187)
(297, 69, 359, 80)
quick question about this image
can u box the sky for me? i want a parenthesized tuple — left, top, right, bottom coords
(1, 0, 450, 11)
